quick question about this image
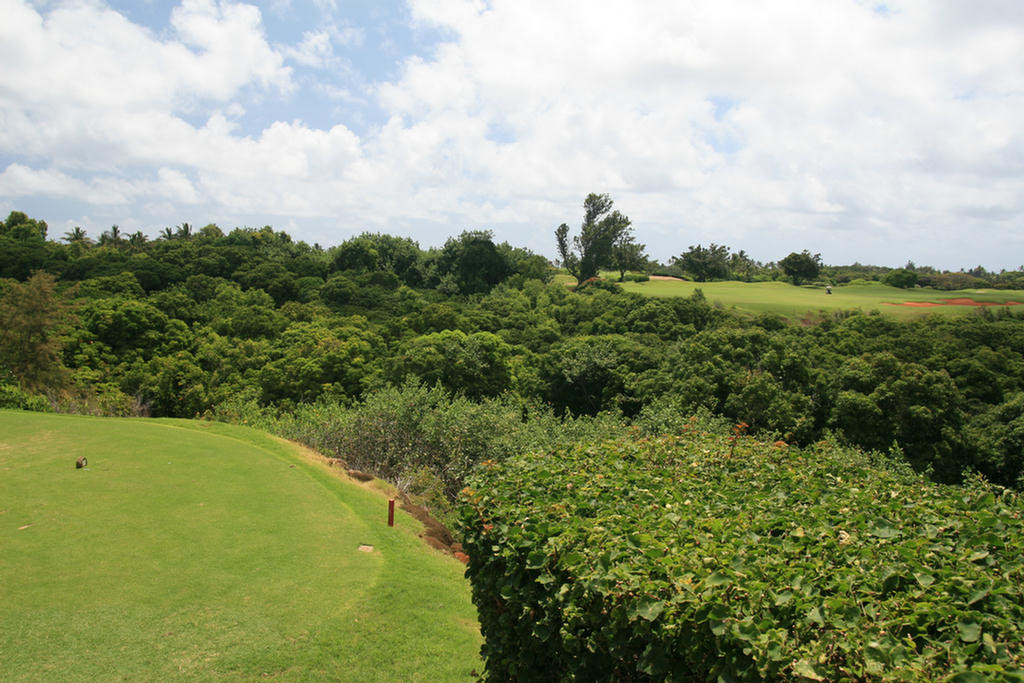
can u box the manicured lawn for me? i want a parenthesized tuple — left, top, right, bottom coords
(556, 273, 1024, 320)
(0, 411, 481, 683)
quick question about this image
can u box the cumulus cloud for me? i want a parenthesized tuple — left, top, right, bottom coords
(283, 29, 335, 68)
(373, 0, 1024, 265)
(0, 0, 1022, 268)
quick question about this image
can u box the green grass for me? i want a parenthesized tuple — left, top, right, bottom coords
(0, 411, 481, 683)
(556, 273, 1024, 321)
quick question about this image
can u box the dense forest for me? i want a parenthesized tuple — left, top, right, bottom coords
(2, 208, 1023, 505)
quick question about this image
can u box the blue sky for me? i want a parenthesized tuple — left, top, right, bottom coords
(2, 0, 1023, 270)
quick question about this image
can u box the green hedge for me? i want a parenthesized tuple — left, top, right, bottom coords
(459, 431, 1024, 682)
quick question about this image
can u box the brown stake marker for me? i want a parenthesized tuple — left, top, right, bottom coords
(388, 498, 395, 527)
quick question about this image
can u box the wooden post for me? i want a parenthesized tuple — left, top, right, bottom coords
(388, 498, 395, 527)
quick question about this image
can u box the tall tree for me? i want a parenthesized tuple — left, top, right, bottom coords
(1, 211, 48, 240)
(429, 230, 512, 295)
(127, 231, 149, 253)
(0, 271, 70, 392)
(729, 249, 759, 282)
(99, 224, 124, 249)
(555, 193, 632, 283)
(779, 250, 822, 285)
(611, 239, 648, 281)
(674, 243, 731, 282)
(62, 226, 91, 244)
(62, 226, 93, 257)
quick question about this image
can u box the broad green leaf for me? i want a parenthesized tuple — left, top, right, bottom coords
(705, 572, 731, 587)
(913, 572, 936, 587)
(870, 519, 900, 539)
(631, 597, 665, 622)
(806, 606, 825, 626)
(792, 660, 825, 681)
(957, 620, 981, 643)
(774, 591, 793, 606)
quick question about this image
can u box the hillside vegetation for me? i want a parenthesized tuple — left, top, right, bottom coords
(3, 210, 1024, 501)
(0, 411, 481, 682)
(4, 208, 1024, 680)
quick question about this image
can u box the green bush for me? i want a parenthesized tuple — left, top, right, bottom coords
(226, 383, 629, 505)
(0, 381, 51, 412)
(460, 432, 1024, 682)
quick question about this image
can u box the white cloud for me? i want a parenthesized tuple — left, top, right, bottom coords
(283, 29, 334, 68)
(0, 162, 202, 206)
(1, 0, 1022, 268)
(366, 0, 1024, 265)
(0, 163, 94, 200)
(0, 0, 290, 112)
(156, 168, 200, 204)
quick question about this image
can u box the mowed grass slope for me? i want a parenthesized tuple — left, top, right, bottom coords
(558, 273, 1024, 320)
(0, 411, 481, 683)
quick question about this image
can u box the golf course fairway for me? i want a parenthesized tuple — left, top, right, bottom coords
(0, 411, 481, 682)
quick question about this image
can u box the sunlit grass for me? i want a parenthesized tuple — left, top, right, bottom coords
(554, 272, 1024, 320)
(0, 412, 481, 683)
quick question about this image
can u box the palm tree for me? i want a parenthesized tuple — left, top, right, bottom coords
(62, 226, 93, 256)
(158, 226, 175, 240)
(98, 224, 124, 248)
(175, 222, 193, 240)
(62, 226, 91, 244)
(127, 231, 149, 252)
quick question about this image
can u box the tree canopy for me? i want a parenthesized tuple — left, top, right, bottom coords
(674, 243, 731, 282)
(555, 193, 634, 283)
(779, 250, 822, 285)
(3, 208, 1024, 492)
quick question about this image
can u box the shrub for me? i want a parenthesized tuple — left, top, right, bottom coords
(224, 383, 629, 506)
(0, 381, 51, 412)
(460, 432, 1024, 682)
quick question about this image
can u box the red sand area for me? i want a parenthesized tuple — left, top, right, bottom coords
(889, 298, 1023, 308)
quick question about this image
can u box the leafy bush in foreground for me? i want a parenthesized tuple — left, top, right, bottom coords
(459, 432, 1024, 682)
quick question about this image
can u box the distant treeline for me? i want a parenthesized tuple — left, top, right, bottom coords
(3, 210, 1022, 291)
(1, 209, 1023, 494)
(656, 242, 1024, 289)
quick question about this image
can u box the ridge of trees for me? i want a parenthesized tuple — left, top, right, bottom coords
(2, 207, 1024, 494)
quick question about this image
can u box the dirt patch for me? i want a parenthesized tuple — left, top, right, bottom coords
(648, 275, 684, 281)
(888, 298, 1022, 308)
(399, 496, 456, 551)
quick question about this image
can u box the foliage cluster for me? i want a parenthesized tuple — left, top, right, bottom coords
(556, 193, 643, 283)
(459, 432, 1024, 682)
(215, 383, 629, 521)
(3, 208, 1024, 493)
(672, 244, 762, 283)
